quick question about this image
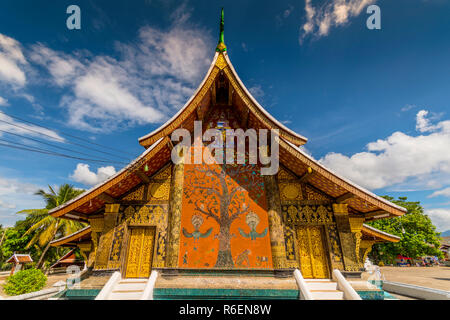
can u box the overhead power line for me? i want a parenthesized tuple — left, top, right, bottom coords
(0, 110, 138, 159)
(0, 137, 128, 166)
(0, 118, 131, 161)
(0, 129, 123, 163)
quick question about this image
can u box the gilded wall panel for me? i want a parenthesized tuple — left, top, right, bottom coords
(108, 224, 125, 269)
(327, 224, 344, 270)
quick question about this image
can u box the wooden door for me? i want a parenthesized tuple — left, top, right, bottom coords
(125, 227, 155, 278)
(296, 226, 329, 279)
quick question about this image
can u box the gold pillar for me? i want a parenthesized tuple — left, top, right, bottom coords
(359, 240, 375, 265)
(264, 174, 288, 269)
(88, 217, 104, 268)
(349, 217, 365, 263)
(94, 204, 120, 270)
(332, 204, 360, 271)
(77, 242, 92, 265)
(166, 162, 184, 267)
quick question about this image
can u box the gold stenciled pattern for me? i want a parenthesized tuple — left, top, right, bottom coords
(108, 224, 125, 269)
(296, 226, 329, 279)
(148, 182, 170, 200)
(284, 225, 297, 263)
(106, 203, 169, 270)
(282, 204, 334, 225)
(327, 224, 344, 269)
(277, 167, 296, 181)
(123, 185, 145, 201)
(306, 186, 330, 201)
(280, 183, 303, 201)
(125, 227, 155, 278)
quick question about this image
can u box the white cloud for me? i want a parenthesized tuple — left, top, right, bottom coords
(429, 187, 450, 198)
(0, 112, 64, 142)
(320, 110, 450, 190)
(0, 33, 28, 87)
(249, 85, 265, 99)
(0, 199, 16, 209)
(31, 8, 213, 132)
(425, 208, 450, 232)
(70, 163, 116, 186)
(401, 104, 416, 112)
(300, 0, 377, 42)
(0, 96, 8, 106)
(0, 175, 44, 227)
(415, 109, 441, 133)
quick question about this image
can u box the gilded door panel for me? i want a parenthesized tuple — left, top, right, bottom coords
(125, 228, 155, 278)
(308, 227, 329, 279)
(296, 227, 313, 278)
(297, 226, 329, 279)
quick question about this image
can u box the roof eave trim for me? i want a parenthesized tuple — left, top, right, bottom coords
(50, 226, 92, 247)
(362, 224, 401, 242)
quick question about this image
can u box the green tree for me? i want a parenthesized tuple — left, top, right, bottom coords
(368, 196, 443, 264)
(17, 184, 86, 269)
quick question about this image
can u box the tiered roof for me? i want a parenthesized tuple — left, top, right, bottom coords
(49, 10, 406, 222)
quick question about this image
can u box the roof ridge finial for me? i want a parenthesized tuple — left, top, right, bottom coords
(216, 8, 227, 52)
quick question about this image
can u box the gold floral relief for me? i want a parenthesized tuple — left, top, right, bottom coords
(123, 186, 145, 201)
(306, 186, 330, 201)
(277, 168, 295, 181)
(153, 165, 172, 180)
(280, 183, 303, 201)
(148, 182, 170, 201)
(282, 204, 334, 225)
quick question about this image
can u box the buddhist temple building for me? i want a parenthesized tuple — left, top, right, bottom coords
(49, 9, 405, 300)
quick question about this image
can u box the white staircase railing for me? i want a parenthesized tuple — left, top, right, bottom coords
(141, 270, 159, 300)
(95, 271, 121, 300)
(293, 269, 314, 300)
(332, 269, 362, 300)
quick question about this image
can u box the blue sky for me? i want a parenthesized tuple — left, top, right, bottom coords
(0, 0, 449, 231)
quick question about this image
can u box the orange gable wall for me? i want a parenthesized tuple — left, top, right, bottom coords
(177, 105, 273, 269)
(179, 161, 273, 269)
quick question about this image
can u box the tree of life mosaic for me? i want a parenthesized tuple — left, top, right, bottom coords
(179, 161, 273, 269)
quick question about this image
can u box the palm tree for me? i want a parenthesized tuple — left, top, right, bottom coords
(17, 184, 86, 269)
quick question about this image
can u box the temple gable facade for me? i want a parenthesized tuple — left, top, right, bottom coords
(50, 15, 404, 282)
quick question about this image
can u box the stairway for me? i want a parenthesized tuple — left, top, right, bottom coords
(304, 279, 344, 300)
(107, 278, 148, 300)
(153, 274, 299, 300)
(95, 271, 159, 300)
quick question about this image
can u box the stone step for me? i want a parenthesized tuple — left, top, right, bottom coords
(305, 281, 337, 291)
(155, 275, 298, 290)
(304, 279, 333, 282)
(311, 290, 344, 300)
(108, 290, 144, 300)
(119, 279, 148, 283)
(115, 282, 147, 291)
